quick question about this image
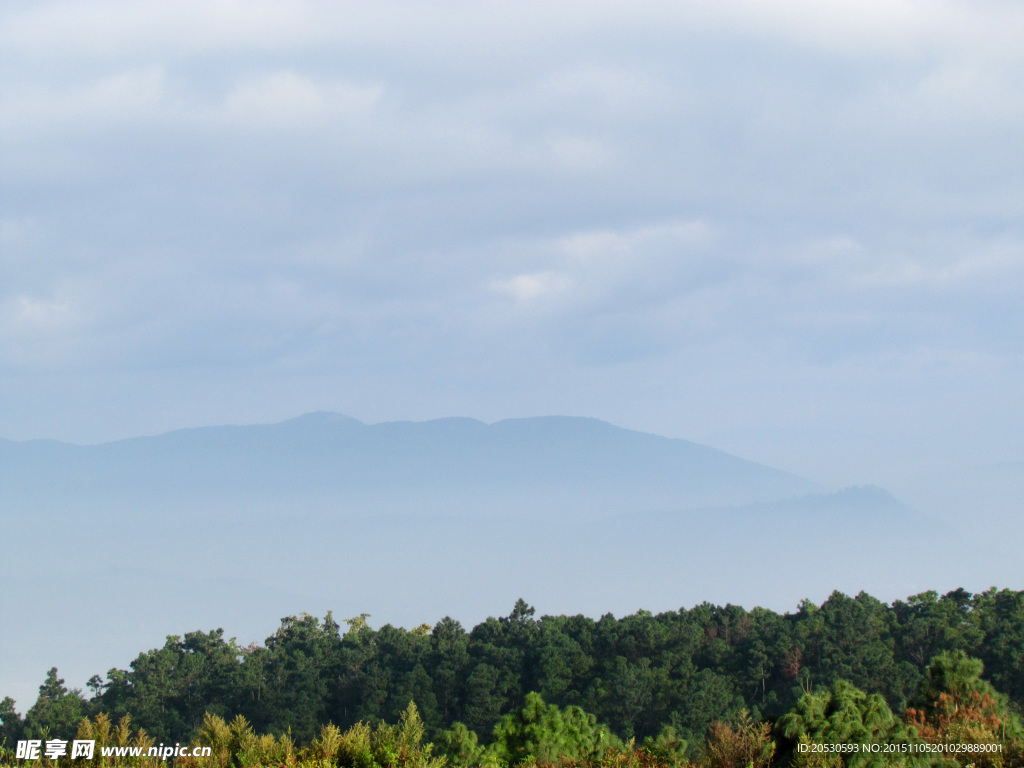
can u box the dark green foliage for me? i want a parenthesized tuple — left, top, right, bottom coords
(250, 612, 341, 742)
(22, 668, 88, 741)
(0, 696, 25, 746)
(968, 589, 1024, 704)
(8, 588, 1024, 754)
(97, 629, 244, 742)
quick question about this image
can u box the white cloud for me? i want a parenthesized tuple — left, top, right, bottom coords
(558, 221, 710, 264)
(2, 295, 76, 330)
(489, 271, 573, 303)
(547, 137, 611, 172)
(0, 1, 320, 61)
(0, 217, 39, 249)
(854, 242, 1024, 289)
(0, 292, 84, 367)
(0, 0, 1023, 486)
(0, 68, 171, 138)
(217, 73, 382, 131)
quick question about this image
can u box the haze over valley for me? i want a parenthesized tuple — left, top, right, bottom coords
(1, 412, 1005, 710)
(3, 0, 1023, 731)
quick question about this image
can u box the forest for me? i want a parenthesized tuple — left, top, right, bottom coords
(3, 587, 1024, 767)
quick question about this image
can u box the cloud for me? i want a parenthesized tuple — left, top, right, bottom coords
(854, 243, 1024, 289)
(0, 1, 320, 61)
(0, 0, 1022, 486)
(2, 295, 76, 331)
(490, 271, 572, 303)
(217, 72, 382, 131)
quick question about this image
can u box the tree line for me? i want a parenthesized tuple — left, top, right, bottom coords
(2, 588, 1024, 759)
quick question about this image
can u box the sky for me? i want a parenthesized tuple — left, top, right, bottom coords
(3, 0, 1024, 497)
(4, 0, 1024, 712)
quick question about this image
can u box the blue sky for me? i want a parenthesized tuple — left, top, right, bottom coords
(3, 0, 1024, 495)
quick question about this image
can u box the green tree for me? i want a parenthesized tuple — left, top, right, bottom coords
(433, 722, 487, 767)
(254, 612, 342, 741)
(462, 664, 508, 734)
(99, 629, 242, 742)
(23, 668, 88, 740)
(778, 679, 907, 768)
(487, 692, 619, 765)
(430, 617, 470, 726)
(905, 650, 1024, 765)
(0, 696, 25, 747)
(970, 589, 1024, 704)
(330, 701, 444, 768)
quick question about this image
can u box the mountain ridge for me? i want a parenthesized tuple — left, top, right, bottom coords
(1, 413, 959, 722)
(0, 412, 820, 513)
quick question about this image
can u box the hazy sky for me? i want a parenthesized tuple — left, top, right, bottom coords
(3, 0, 1023, 492)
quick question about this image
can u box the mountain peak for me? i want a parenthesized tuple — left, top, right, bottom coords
(276, 411, 364, 427)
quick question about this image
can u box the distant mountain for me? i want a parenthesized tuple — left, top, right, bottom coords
(1, 413, 819, 519)
(620, 483, 913, 521)
(3, 414, 947, 714)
